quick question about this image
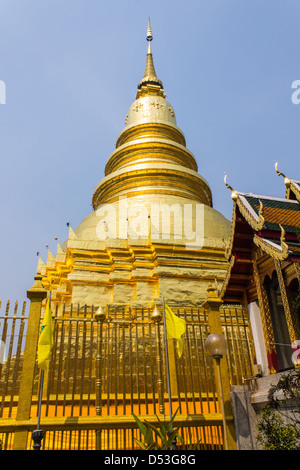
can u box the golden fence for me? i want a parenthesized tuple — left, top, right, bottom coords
(0, 300, 254, 450)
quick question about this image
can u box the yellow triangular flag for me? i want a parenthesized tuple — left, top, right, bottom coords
(164, 304, 186, 358)
(38, 295, 53, 370)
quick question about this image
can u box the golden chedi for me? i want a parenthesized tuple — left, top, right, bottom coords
(39, 21, 231, 307)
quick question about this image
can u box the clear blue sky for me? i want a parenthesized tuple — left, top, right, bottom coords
(0, 0, 299, 303)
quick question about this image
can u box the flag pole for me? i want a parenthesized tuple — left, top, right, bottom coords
(36, 369, 44, 431)
(32, 356, 45, 451)
(162, 297, 173, 421)
(32, 291, 51, 450)
(162, 298, 177, 450)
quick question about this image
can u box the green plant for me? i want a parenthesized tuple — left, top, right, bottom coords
(133, 409, 200, 450)
(257, 406, 299, 450)
(257, 369, 300, 450)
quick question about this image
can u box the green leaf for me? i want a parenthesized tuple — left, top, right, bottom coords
(133, 438, 147, 450)
(147, 441, 158, 450)
(143, 420, 164, 441)
(156, 414, 166, 435)
(163, 408, 180, 432)
(176, 433, 184, 444)
(145, 428, 154, 445)
(188, 437, 202, 449)
(133, 413, 148, 437)
(165, 430, 179, 449)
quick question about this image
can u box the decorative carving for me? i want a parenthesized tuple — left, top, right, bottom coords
(224, 173, 238, 201)
(253, 225, 289, 261)
(295, 263, 300, 282)
(238, 198, 265, 231)
(150, 100, 163, 109)
(222, 202, 238, 261)
(220, 255, 235, 299)
(168, 106, 175, 117)
(132, 103, 144, 112)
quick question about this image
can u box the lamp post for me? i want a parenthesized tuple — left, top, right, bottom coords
(205, 333, 229, 450)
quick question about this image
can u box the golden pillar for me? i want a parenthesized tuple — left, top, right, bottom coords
(252, 257, 279, 374)
(274, 259, 300, 344)
(13, 273, 47, 450)
(95, 306, 106, 449)
(202, 286, 236, 450)
(151, 306, 165, 414)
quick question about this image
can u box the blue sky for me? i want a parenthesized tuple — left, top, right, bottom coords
(0, 0, 300, 303)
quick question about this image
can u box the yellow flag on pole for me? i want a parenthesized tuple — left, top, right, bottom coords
(38, 295, 53, 370)
(164, 304, 186, 358)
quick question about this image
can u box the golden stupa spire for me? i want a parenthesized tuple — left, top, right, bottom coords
(146, 17, 153, 52)
(92, 17, 212, 211)
(137, 18, 164, 97)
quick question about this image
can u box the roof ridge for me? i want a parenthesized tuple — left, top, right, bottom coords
(237, 191, 299, 204)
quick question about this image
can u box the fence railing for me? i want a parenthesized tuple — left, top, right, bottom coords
(0, 299, 254, 450)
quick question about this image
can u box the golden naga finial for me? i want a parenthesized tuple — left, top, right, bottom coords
(279, 224, 286, 244)
(279, 224, 289, 257)
(275, 161, 291, 189)
(258, 199, 264, 217)
(257, 199, 265, 230)
(224, 172, 232, 190)
(275, 161, 286, 178)
(224, 172, 237, 200)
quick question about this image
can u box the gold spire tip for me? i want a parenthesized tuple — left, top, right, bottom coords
(146, 17, 153, 42)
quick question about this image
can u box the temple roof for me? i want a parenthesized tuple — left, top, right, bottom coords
(235, 192, 300, 234)
(275, 161, 300, 202)
(221, 166, 300, 303)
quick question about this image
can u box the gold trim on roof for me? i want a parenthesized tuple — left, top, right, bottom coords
(220, 254, 235, 299)
(253, 225, 289, 260)
(290, 180, 300, 202)
(224, 172, 238, 201)
(236, 198, 265, 231)
(222, 201, 237, 261)
(224, 172, 265, 230)
(275, 161, 294, 199)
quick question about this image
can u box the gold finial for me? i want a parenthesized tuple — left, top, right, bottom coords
(279, 224, 286, 244)
(151, 305, 162, 323)
(136, 18, 164, 97)
(275, 160, 285, 178)
(275, 161, 291, 189)
(224, 172, 237, 200)
(27, 272, 47, 300)
(224, 172, 232, 190)
(95, 305, 106, 322)
(137, 17, 163, 94)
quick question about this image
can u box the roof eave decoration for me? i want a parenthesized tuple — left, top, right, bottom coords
(275, 161, 300, 202)
(224, 173, 265, 231)
(253, 225, 289, 261)
(220, 255, 235, 299)
(222, 207, 236, 261)
(290, 180, 300, 202)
